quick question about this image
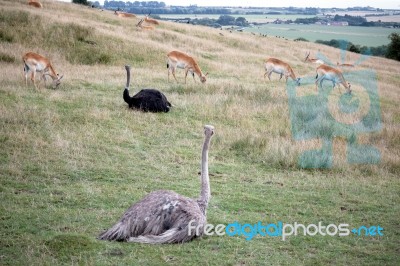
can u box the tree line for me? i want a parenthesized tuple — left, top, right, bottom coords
(189, 15, 249, 28)
(307, 33, 400, 61)
(294, 15, 400, 27)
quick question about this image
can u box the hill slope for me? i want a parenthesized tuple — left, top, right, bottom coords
(1, 0, 399, 265)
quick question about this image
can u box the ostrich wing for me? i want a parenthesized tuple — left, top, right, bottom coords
(98, 190, 205, 243)
(131, 89, 171, 113)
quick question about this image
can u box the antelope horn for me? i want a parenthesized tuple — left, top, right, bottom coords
(136, 18, 144, 27)
(305, 51, 310, 61)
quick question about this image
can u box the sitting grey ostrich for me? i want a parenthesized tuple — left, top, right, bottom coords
(123, 65, 171, 112)
(98, 125, 215, 244)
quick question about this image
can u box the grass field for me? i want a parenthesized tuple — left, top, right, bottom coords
(1, 0, 400, 265)
(246, 24, 400, 46)
(366, 15, 400, 23)
(161, 14, 400, 46)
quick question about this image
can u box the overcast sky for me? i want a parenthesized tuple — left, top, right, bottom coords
(59, 1, 400, 9)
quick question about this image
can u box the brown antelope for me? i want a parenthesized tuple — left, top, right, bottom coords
(144, 13, 159, 25)
(304, 51, 324, 64)
(167, 51, 208, 84)
(23, 52, 63, 89)
(337, 62, 355, 68)
(315, 64, 351, 93)
(264, 58, 300, 86)
(136, 18, 154, 30)
(28, 0, 42, 8)
(114, 11, 136, 18)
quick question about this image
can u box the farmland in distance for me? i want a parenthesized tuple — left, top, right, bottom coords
(245, 24, 400, 46)
(161, 14, 400, 46)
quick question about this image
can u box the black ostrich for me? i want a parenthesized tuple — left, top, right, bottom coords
(123, 65, 171, 113)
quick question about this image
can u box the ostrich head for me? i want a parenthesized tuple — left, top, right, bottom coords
(204, 125, 214, 137)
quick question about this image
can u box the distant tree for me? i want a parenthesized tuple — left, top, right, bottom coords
(73, 0, 90, 5)
(315, 39, 341, 48)
(333, 14, 367, 26)
(314, 39, 388, 57)
(349, 44, 360, 53)
(235, 17, 249, 27)
(294, 17, 319, 24)
(304, 7, 318, 15)
(386, 33, 400, 61)
(294, 37, 309, 42)
(216, 15, 235, 26)
(370, 45, 388, 57)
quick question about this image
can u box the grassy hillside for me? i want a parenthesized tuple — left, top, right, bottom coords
(1, 0, 399, 265)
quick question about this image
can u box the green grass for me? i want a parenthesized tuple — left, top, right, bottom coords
(1, 1, 400, 265)
(246, 24, 400, 46)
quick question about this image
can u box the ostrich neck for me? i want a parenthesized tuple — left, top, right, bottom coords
(200, 135, 211, 206)
(125, 66, 131, 89)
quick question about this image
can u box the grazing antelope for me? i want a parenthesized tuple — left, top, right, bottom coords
(23, 52, 63, 89)
(264, 58, 300, 86)
(114, 10, 136, 18)
(315, 64, 351, 93)
(337, 62, 355, 68)
(304, 51, 324, 64)
(167, 51, 208, 84)
(136, 18, 154, 30)
(28, 0, 42, 8)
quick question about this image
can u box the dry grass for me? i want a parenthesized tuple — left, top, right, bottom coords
(1, 1, 400, 265)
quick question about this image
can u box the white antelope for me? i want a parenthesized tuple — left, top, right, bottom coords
(315, 64, 351, 93)
(167, 51, 208, 84)
(23, 52, 63, 89)
(28, 0, 42, 8)
(114, 11, 136, 18)
(264, 58, 300, 86)
(304, 51, 324, 64)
